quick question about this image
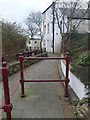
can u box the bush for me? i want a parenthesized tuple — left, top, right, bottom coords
(77, 51, 90, 66)
(2, 21, 26, 61)
(64, 32, 89, 87)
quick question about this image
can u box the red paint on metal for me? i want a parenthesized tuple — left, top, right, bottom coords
(19, 53, 25, 97)
(65, 52, 70, 97)
(44, 47, 46, 52)
(25, 79, 65, 82)
(2, 62, 12, 120)
(18, 52, 70, 98)
(41, 48, 43, 53)
(2, 56, 5, 63)
(24, 57, 65, 60)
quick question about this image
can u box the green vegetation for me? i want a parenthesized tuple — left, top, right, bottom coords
(77, 51, 90, 66)
(2, 21, 27, 62)
(64, 32, 89, 85)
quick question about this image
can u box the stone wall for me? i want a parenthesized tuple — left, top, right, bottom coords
(6, 53, 48, 76)
(72, 98, 88, 119)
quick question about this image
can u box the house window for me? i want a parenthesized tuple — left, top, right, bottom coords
(29, 41, 30, 44)
(34, 41, 37, 44)
(47, 23, 49, 34)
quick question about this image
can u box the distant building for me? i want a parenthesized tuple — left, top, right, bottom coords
(26, 38, 41, 51)
(42, 2, 61, 53)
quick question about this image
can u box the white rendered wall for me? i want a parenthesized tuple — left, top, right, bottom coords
(42, 6, 61, 53)
(60, 60, 87, 100)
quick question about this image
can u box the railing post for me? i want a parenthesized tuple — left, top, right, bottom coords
(28, 51, 30, 57)
(19, 53, 25, 97)
(2, 56, 5, 63)
(41, 48, 43, 53)
(44, 47, 46, 52)
(65, 52, 70, 97)
(2, 62, 12, 120)
(34, 49, 37, 56)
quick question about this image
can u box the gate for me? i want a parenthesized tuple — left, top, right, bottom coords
(19, 52, 70, 97)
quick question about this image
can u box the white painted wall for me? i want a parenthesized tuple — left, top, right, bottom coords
(26, 39, 41, 51)
(60, 60, 88, 100)
(42, 3, 89, 53)
(42, 4, 61, 53)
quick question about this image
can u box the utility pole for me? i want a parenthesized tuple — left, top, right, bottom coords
(52, 2, 55, 53)
(62, 14, 64, 53)
(88, 1, 90, 51)
(62, 2, 64, 53)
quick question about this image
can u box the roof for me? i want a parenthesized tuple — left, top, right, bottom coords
(42, 2, 54, 14)
(42, 2, 90, 20)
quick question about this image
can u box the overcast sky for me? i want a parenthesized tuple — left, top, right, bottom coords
(0, 0, 53, 27)
(0, 0, 88, 27)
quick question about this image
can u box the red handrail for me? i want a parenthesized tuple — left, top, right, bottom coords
(1, 62, 12, 120)
(18, 52, 70, 97)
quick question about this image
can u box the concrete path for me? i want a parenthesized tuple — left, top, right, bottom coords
(2, 54, 74, 119)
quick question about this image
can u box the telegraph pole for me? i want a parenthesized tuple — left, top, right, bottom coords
(52, 2, 55, 53)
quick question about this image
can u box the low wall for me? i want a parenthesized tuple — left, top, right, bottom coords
(60, 60, 87, 100)
(8, 53, 48, 76)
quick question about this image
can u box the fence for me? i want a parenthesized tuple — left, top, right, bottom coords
(0, 51, 70, 120)
(18, 52, 70, 97)
(0, 62, 12, 120)
(2, 48, 46, 63)
(0, 48, 46, 120)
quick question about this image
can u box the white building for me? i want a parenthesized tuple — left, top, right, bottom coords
(42, 3, 61, 53)
(42, 2, 89, 53)
(26, 38, 41, 51)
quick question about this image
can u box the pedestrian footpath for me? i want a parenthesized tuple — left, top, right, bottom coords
(2, 54, 74, 119)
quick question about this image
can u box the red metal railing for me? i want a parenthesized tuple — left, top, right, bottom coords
(1, 48, 45, 63)
(18, 52, 70, 97)
(0, 50, 70, 120)
(1, 51, 33, 63)
(0, 48, 46, 119)
(0, 62, 12, 120)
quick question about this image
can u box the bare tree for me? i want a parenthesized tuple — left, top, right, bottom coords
(54, 0, 89, 53)
(26, 11, 42, 39)
(25, 23, 38, 38)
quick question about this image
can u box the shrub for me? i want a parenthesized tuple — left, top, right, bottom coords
(77, 51, 90, 66)
(2, 21, 26, 62)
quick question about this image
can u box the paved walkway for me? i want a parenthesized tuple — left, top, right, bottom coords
(2, 54, 74, 119)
